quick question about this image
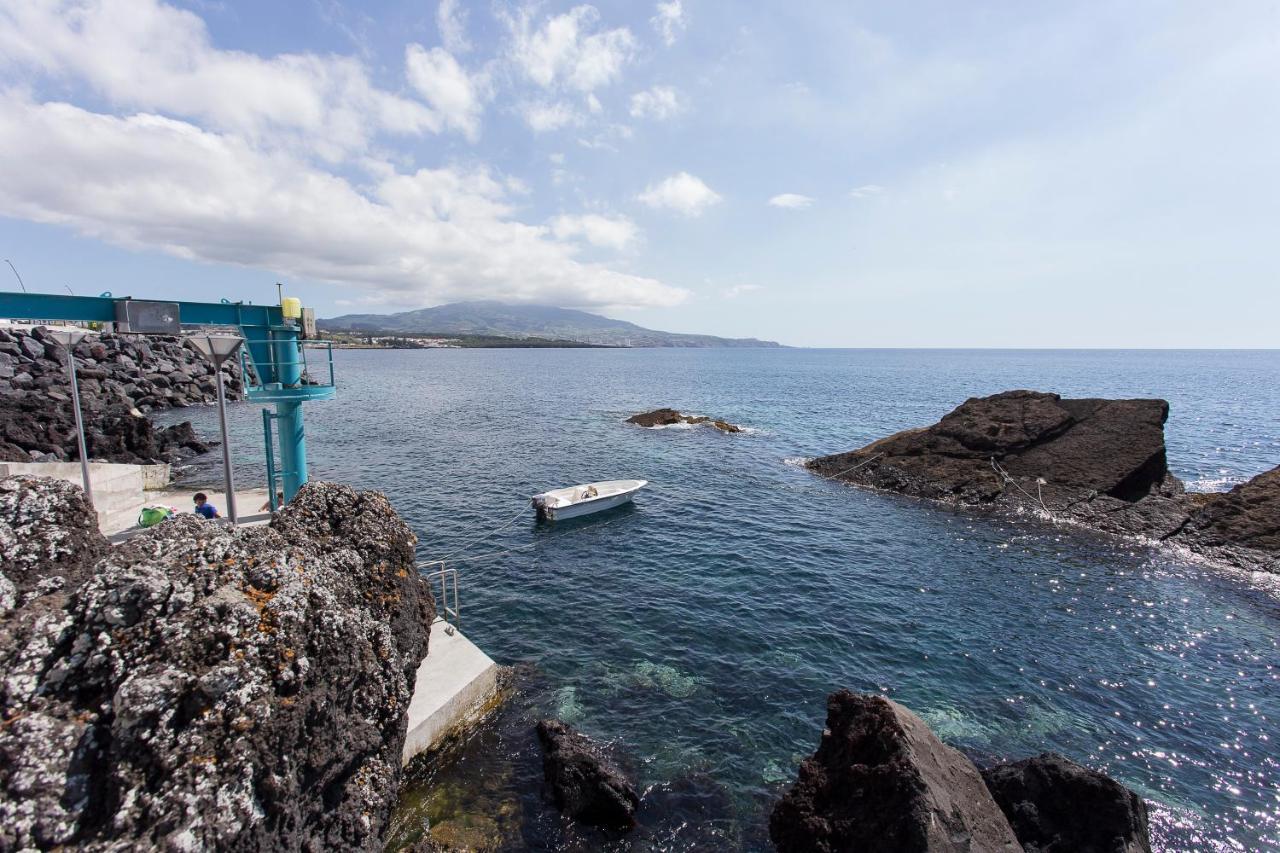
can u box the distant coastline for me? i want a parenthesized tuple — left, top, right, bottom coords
(322, 330, 611, 349)
(319, 300, 781, 348)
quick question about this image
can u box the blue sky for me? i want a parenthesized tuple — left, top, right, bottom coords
(0, 0, 1276, 346)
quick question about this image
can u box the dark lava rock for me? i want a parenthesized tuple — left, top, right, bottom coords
(627, 408, 743, 432)
(0, 326, 244, 464)
(807, 391, 1170, 506)
(536, 719, 640, 830)
(770, 690, 1020, 853)
(0, 478, 434, 852)
(807, 390, 1279, 572)
(981, 753, 1151, 853)
(1185, 466, 1280, 553)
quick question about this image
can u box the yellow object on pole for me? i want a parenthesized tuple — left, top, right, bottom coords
(281, 296, 303, 319)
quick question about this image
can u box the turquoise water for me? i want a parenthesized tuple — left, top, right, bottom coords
(161, 349, 1280, 850)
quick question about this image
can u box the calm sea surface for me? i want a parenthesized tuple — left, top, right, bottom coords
(159, 348, 1280, 851)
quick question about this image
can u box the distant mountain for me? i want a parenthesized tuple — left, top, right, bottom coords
(318, 301, 781, 348)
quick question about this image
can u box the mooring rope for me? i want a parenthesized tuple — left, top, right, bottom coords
(453, 508, 637, 564)
(430, 504, 532, 563)
(817, 451, 885, 481)
(989, 457, 1054, 515)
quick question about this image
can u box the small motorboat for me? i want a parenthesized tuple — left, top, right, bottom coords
(531, 479, 647, 521)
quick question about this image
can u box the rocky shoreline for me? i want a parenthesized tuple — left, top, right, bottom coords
(0, 325, 244, 465)
(807, 390, 1278, 573)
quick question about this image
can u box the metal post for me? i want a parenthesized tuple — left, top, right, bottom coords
(216, 368, 238, 524)
(273, 329, 308, 501)
(275, 401, 307, 501)
(64, 347, 93, 507)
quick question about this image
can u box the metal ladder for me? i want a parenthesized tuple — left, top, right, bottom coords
(419, 561, 460, 635)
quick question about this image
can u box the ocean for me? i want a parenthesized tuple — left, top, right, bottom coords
(157, 348, 1280, 850)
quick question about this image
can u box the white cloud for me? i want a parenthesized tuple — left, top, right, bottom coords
(550, 214, 640, 250)
(522, 101, 579, 132)
(0, 92, 688, 309)
(436, 0, 471, 54)
(850, 184, 885, 198)
(768, 193, 813, 209)
(0, 0, 441, 161)
(721, 284, 763, 299)
(638, 172, 722, 216)
(506, 5, 636, 92)
(405, 45, 485, 140)
(629, 85, 684, 120)
(651, 1, 686, 47)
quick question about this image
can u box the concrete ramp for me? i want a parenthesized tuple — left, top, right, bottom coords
(403, 619, 500, 765)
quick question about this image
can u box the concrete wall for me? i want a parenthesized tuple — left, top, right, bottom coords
(0, 461, 162, 534)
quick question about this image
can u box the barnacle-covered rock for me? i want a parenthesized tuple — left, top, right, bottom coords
(0, 478, 434, 851)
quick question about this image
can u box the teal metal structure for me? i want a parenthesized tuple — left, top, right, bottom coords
(0, 291, 335, 502)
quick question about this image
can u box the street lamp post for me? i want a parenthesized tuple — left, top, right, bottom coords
(46, 328, 93, 506)
(188, 333, 245, 524)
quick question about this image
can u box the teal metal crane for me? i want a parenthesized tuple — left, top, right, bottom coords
(0, 291, 335, 504)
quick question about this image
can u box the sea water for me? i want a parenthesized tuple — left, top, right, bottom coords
(159, 348, 1280, 850)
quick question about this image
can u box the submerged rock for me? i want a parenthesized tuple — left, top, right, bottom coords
(627, 408, 742, 432)
(535, 719, 639, 830)
(808, 390, 1278, 571)
(770, 690, 1021, 852)
(0, 477, 434, 851)
(981, 752, 1151, 853)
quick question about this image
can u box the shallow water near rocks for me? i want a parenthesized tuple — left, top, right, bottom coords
(158, 348, 1280, 850)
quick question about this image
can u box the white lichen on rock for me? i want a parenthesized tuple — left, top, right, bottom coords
(0, 477, 434, 851)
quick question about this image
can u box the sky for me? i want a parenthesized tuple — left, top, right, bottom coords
(0, 0, 1277, 347)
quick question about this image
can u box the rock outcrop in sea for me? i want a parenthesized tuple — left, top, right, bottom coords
(0, 476, 434, 851)
(807, 390, 1278, 572)
(0, 325, 242, 464)
(981, 753, 1152, 853)
(536, 718, 640, 830)
(772, 691, 1152, 853)
(627, 408, 743, 433)
(770, 691, 1022, 852)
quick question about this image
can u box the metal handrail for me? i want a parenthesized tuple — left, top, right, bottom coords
(239, 339, 335, 389)
(420, 561, 460, 632)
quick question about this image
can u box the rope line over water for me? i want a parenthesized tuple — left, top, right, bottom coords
(817, 452, 885, 481)
(431, 504, 532, 562)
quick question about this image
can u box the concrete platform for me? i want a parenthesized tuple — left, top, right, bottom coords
(107, 487, 272, 542)
(403, 618, 500, 765)
(0, 461, 168, 533)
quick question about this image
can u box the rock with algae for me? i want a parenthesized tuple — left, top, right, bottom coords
(536, 718, 639, 830)
(0, 477, 434, 851)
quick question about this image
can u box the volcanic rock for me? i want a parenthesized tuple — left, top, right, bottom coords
(770, 690, 1021, 852)
(535, 719, 640, 830)
(0, 326, 244, 464)
(627, 408, 742, 432)
(808, 391, 1169, 505)
(1184, 466, 1280, 554)
(980, 752, 1151, 853)
(0, 477, 434, 851)
(807, 390, 1279, 571)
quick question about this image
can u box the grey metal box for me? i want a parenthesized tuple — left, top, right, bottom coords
(114, 300, 181, 334)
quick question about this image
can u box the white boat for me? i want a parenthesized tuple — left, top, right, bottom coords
(531, 479, 647, 521)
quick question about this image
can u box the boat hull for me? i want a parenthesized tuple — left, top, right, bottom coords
(541, 490, 636, 520)
(531, 478, 647, 522)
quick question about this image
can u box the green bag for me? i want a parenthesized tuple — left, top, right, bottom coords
(138, 506, 173, 528)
